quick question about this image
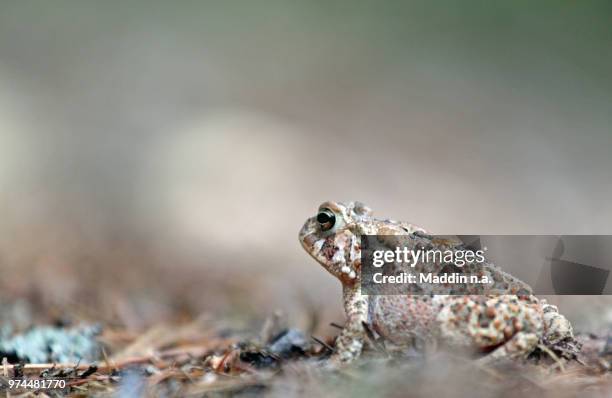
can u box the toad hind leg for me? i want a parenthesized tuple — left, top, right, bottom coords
(476, 331, 539, 365)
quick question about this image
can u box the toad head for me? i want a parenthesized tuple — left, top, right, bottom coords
(299, 201, 373, 285)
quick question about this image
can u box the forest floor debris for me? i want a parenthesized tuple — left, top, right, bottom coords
(0, 313, 610, 397)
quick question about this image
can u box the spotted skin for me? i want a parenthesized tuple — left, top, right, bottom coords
(299, 201, 578, 365)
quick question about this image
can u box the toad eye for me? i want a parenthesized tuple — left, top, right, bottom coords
(316, 208, 336, 231)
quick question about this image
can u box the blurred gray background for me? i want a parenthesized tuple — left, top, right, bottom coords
(0, 1, 611, 332)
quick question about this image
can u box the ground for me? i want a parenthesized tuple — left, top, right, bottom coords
(0, 309, 610, 397)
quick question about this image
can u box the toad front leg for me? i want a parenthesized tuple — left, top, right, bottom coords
(331, 285, 369, 364)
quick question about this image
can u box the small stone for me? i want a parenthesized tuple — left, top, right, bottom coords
(268, 329, 311, 359)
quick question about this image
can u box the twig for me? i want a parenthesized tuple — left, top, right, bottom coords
(538, 344, 566, 373)
(361, 322, 388, 355)
(311, 336, 334, 353)
(329, 322, 343, 330)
